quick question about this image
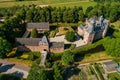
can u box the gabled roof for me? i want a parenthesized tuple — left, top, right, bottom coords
(16, 38, 41, 46)
(27, 22, 49, 29)
(50, 42, 64, 48)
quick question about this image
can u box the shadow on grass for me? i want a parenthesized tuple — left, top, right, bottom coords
(74, 44, 105, 62)
(63, 65, 80, 80)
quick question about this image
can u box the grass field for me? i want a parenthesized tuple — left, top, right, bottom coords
(5, 58, 33, 67)
(0, 0, 96, 11)
(76, 51, 113, 64)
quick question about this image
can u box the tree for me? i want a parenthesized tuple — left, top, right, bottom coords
(61, 51, 74, 65)
(65, 31, 75, 42)
(85, 6, 93, 16)
(0, 37, 12, 58)
(103, 37, 120, 57)
(27, 65, 49, 80)
(78, 10, 84, 21)
(30, 28, 38, 38)
(53, 62, 63, 80)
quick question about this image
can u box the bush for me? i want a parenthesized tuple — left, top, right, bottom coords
(64, 27, 68, 31)
(65, 31, 75, 42)
(44, 30, 50, 37)
(61, 51, 74, 65)
(7, 48, 17, 57)
(30, 28, 38, 38)
(35, 58, 41, 64)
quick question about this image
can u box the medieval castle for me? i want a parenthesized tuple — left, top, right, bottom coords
(78, 16, 109, 44)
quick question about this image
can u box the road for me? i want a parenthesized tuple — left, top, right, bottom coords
(0, 59, 30, 78)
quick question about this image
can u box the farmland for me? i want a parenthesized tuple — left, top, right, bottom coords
(0, 0, 96, 11)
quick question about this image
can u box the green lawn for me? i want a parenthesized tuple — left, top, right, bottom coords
(0, 1, 96, 11)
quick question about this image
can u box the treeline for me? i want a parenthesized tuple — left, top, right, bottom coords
(0, 6, 22, 17)
(1, 2, 120, 24)
(86, 3, 120, 22)
(24, 5, 84, 23)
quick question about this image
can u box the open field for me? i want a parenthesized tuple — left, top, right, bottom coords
(4, 58, 33, 67)
(0, 1, 96, 11)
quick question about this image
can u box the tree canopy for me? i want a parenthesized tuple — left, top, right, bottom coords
(65, 31, 75, 42)
(103, 37, 120, 57)
(0, 37, 12, 58)
(27, 65, 49, 80)
(30, 28, 38, 38)
(52, 61, 63, 80)
(61, 51, 74, 65)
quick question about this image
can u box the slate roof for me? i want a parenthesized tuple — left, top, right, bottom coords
(27, 22, 49, 29)
(50, 42, 64, 48)
(39, 36, 49, 45)
(78, 16, 109, 33)
(16, 38, 41, 46)
(16, 36, 48, 46)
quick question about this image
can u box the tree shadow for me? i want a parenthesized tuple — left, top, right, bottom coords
(10, 71, 24, 78)
(0, 64, 15, 72)
(63, 65, 81, 80)
(74, 44, 105, 62)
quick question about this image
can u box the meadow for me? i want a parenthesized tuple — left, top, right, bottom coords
(0, 0, 96, 11)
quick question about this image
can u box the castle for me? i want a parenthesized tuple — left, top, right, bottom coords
(78, 16, 109, 44)
(16, 22, 64, 53)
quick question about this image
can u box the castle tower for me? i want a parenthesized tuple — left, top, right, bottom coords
(84, 31, 95, 44)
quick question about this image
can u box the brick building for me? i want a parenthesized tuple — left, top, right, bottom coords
(16, 22, 64, 53)
(78, 16, 109, 44)
(26, 22, 49, 33)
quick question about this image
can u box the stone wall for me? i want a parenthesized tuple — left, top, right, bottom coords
(17, 45, 49, 52)
(50, 47, 64, 53)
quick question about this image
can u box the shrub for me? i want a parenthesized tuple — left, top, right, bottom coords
(61, 51, 74, 65)
(65, 31, 75, 42)
(64, 27, 68, 31)
(7, 48, 17, 57)
(30, 28, 38, 38)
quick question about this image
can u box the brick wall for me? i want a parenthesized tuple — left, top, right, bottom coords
(50, 47, 64, 53)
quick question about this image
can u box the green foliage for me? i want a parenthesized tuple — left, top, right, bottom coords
(108, 72, 120, 80)
(0, 37, 12, 58)
(45, 54, 52, 68)
(65, 31, 75, 42)
(0, 74, 24, 80)
(44, 30, 50, 37)
(94, 63, 105, 80)
(113, 30, 120, 38)
(27, 65, 49, 80)
(53, 61, 63, 80)
(30, 28, 38, 38)
(103, 37, 120, 57)
(62, 51, 74, 65)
